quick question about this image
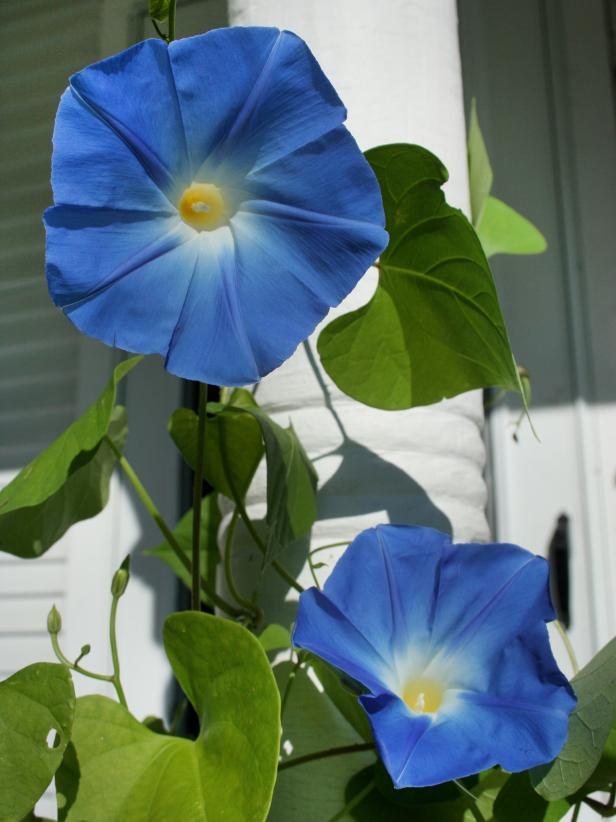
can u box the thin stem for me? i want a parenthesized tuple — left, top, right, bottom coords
(307, 552, 322, 589)
(107, 438, 241, 617)
(151, 18, 168, 42)
(224, 508, 259, 615)
(50, 633, 114, 684)
(219, 442, 304, 594)
(555, 620, 579, 674)
(453, 779, 486, 822)
(309, 541, 351, 556)
(278, 742, 374, 772)
(191, 382, 208, 611)
(327, 778, 377, 822)
(571, 802, 581, 822)
(280, 656, 302, 719)
(109, 596, 128, 708)
(167, 0, 177, 41)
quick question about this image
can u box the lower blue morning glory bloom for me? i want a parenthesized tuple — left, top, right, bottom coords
(293, 525, 576, 788)
(44, 28, 387, 386)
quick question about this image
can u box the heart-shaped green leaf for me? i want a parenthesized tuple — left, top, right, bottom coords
(269, 661, 374, 821)
(0, 357, 141, 558)
(169, 389, 264, 501)
(531, 637, 616, 800)
(0, 663, 75, 822)
(56, 612, 280, 821)
(143, 493, 221, 606)
(317, 144, 521, 410)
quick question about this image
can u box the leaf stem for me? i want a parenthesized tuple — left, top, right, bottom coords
(453, 779, 486, 822)
(309, 541, 351, 556)
(224, 508, 260, 616)
(191, 383, 208, 611)
(109, 595, 128, 708)
(106, 437, 241, 617)
(554, 620, 579, 675)
(167, 0, 177, 41)
(327, 778, 377, 822)
(50, 633, 114, 684)
(278, 742, 374, 772)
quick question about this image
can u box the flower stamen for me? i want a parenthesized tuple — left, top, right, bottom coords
(179, 182, 227, 231)
(403, 677, 444, 715)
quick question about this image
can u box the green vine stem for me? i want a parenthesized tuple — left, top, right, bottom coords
(109, 594, 128, 708)
(105, 436, 242, 618)
(167, 0, 177, 42)
(191, 382, 208, 611)
(50, 632, 114, 685)
(278, 742, 375, 772)
(280, 656, 302, 719)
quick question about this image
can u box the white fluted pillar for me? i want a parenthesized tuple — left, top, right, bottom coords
(225, 0, 488, 621)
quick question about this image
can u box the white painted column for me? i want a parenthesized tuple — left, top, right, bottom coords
(225, 0, 489, 620)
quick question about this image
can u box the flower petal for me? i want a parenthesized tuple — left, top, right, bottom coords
(226, 204, 386, 378)
(292, 587, 396, 694)
(429, 542, 555, 676)
(399, 627, 574, 785)
(51, 89, 176, 213)
(359, 693, 432, 785)
(164, 228, 263, 385)
(168, 27, 280, 176)
(171, 28, 346, 181)
(316, 526, 450, 683)
(45, 205, 197, 355)
(69, 38, 190, 196)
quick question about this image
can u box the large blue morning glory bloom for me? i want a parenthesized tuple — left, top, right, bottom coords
(293, 525, 575, 788)
(44, 28, 387, 385)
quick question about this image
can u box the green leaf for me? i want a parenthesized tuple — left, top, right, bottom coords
(241, 407, 317, 559)
(531, 637, 616, 800)
(494, 773, 571, 822)
(258, 624, 292, 652)
(269, 661, 375, 821)
(477, 195, 547, 258)
(170, 392, 317, 558)
(468, 98, 493, 227)
(318, 144, 520, 410)
(582, 725, 616, 791)
(149, 0, 169, 22)
(168, 389, 264, 500)
(56, 612, 280, 821)
(0, 663, 75, 822)
(0, 357, 141, 558)
(143, 493, 221, 605)
(307, 655, 372, 744)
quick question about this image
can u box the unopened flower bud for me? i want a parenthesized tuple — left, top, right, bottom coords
(111, 556, 130, 598)
(47, 605, 62, 635)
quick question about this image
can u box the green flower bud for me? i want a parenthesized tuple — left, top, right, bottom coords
(111, 556, 130, 598)
(47, 604, 62, 635)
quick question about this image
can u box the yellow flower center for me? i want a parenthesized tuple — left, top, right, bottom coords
(178, 182, 227, 231)
(402, 677, 444, 714)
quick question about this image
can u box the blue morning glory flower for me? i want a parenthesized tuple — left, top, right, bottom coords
(44, 28, 387, 386)
(293, 525, 575, 788)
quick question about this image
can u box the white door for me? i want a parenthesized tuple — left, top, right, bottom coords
(459, 0, 616, 666)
